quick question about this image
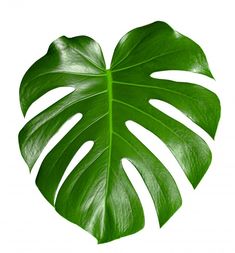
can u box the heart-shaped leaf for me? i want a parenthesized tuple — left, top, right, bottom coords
(19, 21, 220, 243)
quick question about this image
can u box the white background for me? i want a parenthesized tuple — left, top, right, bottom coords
(1, 0, 235, 252)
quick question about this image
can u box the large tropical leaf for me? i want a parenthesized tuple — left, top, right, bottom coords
(19, 21, 220, 243)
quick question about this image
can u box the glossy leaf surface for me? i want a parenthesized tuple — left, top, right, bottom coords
(19, 21, 220, 243)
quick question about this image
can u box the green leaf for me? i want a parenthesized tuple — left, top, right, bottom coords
(19, 21, 220, 243)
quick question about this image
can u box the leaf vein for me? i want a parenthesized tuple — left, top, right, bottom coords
(113, 98, 186, 143)
(112, 49, 183, 72)
(113, 81, 198, 102)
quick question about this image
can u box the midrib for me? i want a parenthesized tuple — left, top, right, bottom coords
(104, 69, 113, 198)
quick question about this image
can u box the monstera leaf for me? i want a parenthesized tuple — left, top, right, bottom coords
(19, 21, 220, 243)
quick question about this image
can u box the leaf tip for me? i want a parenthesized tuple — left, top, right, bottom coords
(159, 197, 182, 228)
(21, 105, 27, 117)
